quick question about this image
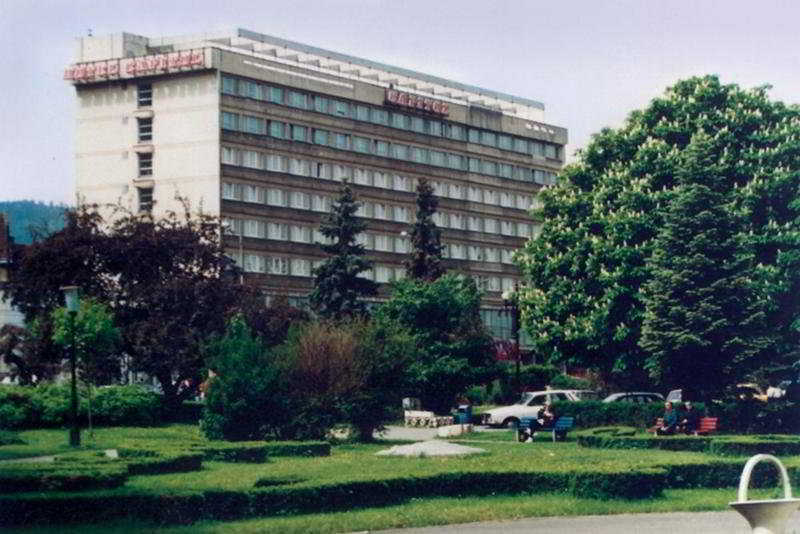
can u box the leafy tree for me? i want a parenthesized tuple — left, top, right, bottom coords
(404, 178, 445, 281)
(0, 323, 61, 384)
(517, 76, 800, 388)
(4, 204, 250, 411)
(243, 295, 310, 348)
(376, 274, 498, 414)
(310, 186, 377, 319)
(52, 298, 121, 435)
(201, 315, 287, 441)
(640, 132, 773, 399)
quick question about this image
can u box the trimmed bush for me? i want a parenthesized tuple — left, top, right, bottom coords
(707, 436, 800, 457)
(262, 441, 330, 457)
(0, 430, 24, 446)
(0, 462, 128, 493)
(192, 442, 269, 463)
(117, 448, 204, 475)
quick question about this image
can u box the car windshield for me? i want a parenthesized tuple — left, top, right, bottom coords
(516, 392, 534, 405)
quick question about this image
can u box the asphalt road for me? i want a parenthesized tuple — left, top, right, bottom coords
(371, 510, 800, 534)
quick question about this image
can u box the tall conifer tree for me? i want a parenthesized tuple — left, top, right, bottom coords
(310, 185, 377, 319)
(404, 178, 445, 281)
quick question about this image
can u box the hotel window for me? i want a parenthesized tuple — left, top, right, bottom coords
(429, 121, 442, 136)
(244, 254, 266, 273)
(290, 192, 310, 210)
(292, 125, 307, 142)
(266, 154, 286, 172)
(514, 138, 528, 154)
(468, 129, 480, 143)
(410, 116, 425, 133)
(374, 234, 390, 252)
(375, 140, 389, 156)
(432, 212, 446, 227)
(137, 117, 152, 142)
(313, 129, 328, 145)
(356, 105, 370, 121)
(468, 216, 482, 232)
(391, 113, 406, 129)
(488, 277, 501, 292)
(312, 194, 329, 212)
(517, 195, 532, 210)
(532, 223, 543, 238)
(288, 91, 308, 109)
(289, 158, 310, 176)
(243, 116, 265, 135)
(498, 135, 512, 150)
(290, 225, 311, 243)
(313, 228, 327, 244)
(353, 136, 371, 154)
(484, 190, 498, 205)
(450, 213, 464, 229)
(394, 237, 409, 253)
(242, 150, 261, 169)
(137, 187, 153, 213)
(222, 182, 239, 200)
(430, 151, 445, 167)
(138, 153, 153, 176)
(482, 160, 498, 176)
(394, 206, 410, 223)
(268, 222, 288, 240)
(244, 185, 263, 203)
(316, 162, 332, 179)
(502, 277, 515, 291)
(269, 257, 288, 275)
(449, 124, 465, 140)
(545, 143, 557, 159)
(267, 188, 285, 206)
(393, 174, 407, 191)
(269, 121, 285, 138)
(411, 147, 427, 164)
(468, 246, 482, 261)
(501, 221, 515, 236)
(484, 218, 498, 233)
(500, 192, 513, 207)
(371, 109, 389, 125)
(333, 165, 351, 182)
(243, 219, 265, 238)
(499, 163, 513, 179)
(468, 186, 481, 202)
(374, 203, 388, 220)
(375, 266, 392, 283)
(291, 258, 311, 277)
(394, 266, 406, 280)
(333, 100, 349, 117)
(481, 131, 496, 147)
(448, 183, 463, 199)
(334, 133, 349, 150)
(450, 244, 465, 259)
(314, 96, 328, 113)
(137, 83, 152, 107)
(485, 247, 499, 262)
(468, 158, 480, 173)
(431, 181, 445, 196)
(221, 76, 236, 94)
(448, 153, 463, 170)
(392, 144, 408, 160)
(517, 166, 533, 182)
(532, 142, 545, 158)
(501, 249, 514, 264)
(221, 112, 238, 131)
(268, 87, 283, 104)
(518, 223, 532, 238)
(221, 146, 238, 165)
(372, 171, 387, 189)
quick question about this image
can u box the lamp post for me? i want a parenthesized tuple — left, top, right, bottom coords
(60, 285, 81, 447)
(502, 284, 521, 395)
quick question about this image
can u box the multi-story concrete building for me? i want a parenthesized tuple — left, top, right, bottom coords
(64, 29, 567, 339)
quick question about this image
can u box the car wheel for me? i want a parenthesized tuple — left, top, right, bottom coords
(503, 417, 519, 429)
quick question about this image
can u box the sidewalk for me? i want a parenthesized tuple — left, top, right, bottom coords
(371, 510, 800, 534)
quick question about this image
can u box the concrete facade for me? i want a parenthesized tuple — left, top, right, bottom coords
(65, 29, 568, 338)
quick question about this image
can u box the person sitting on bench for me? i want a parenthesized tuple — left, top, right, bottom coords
(656, 401, 678, 436)
(679, 401, 700, 435)
(520, 402, 556, 442)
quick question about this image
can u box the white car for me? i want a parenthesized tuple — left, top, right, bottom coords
(481, 389, 597, 427)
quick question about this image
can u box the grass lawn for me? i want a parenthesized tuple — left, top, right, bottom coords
(2, 425, 796, 533)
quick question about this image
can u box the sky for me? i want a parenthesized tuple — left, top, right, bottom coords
(2, 0, 800, 205)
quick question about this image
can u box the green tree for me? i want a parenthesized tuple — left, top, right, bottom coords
(310, 186, 377, 319)
(517, 76, 800, 387)
(640, 132, 773, 398)
(404, 178, 445, 281)
(376, 274, 497, 414)
(201, 315, 287, 441)
(52, 298, 120, 435)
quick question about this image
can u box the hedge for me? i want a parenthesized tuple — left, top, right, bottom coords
(0, 465, 665, 527)
(0, 430, 24, 446)
(0, 462, 129, 493)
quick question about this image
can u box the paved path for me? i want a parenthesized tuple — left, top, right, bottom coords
(371, 510, 800, 534)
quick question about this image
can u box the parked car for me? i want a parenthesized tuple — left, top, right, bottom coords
(602, 392, 664, 404)
(481, 389, 598, 427)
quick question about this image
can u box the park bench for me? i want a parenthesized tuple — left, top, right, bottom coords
(517, 415, 575, 442)
(403, 410, 454, 428)
(650, 416, 718, 435)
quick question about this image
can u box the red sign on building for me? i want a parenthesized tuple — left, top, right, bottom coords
(385, 89, 449, 116)
(64, 50, 207, 83)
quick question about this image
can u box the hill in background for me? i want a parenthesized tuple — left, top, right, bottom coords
(0, 200, 68, 244)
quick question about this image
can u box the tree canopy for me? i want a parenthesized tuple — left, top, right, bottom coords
(404, 178, 445, 281)
(517, 75, 800, 391)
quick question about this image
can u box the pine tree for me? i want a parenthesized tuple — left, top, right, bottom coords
(404, 178, 445, 281)
(310, 185, 378, 319)
(640, 131, 773, 399)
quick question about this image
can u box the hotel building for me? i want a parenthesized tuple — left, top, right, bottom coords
(64, 29, 567, 339)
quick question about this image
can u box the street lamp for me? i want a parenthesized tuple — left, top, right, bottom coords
(60, 285, 81, 447)
(502, 284, 521, 395)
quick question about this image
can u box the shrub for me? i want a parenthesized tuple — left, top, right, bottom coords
(708, 400, 800, 434)
(0, 462, 128, 493)
(549, 374, 591, 390)
(553, 400, 672, 429)
(0, 430, 24, 445)
(91, 386, 162, 426)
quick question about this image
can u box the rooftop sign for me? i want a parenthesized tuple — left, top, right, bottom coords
(64, 49, 209, 83)
(385, 89, 449, 116)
